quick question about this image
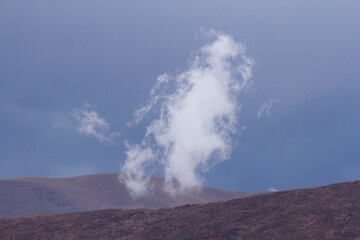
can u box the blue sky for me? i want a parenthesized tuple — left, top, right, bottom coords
(1, 0, 359, 192)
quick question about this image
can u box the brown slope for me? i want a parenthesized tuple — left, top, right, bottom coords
(0, 173, 256, 218)
(1, 180, 360, 240)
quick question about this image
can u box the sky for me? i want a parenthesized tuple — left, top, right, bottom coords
(1, 0, 360, 193)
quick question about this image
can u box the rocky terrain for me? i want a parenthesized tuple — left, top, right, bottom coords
(0, 173, 256, 218)
(1, 180, 360, 239)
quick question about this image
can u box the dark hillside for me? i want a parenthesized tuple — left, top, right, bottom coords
(1, 180, 360, 239)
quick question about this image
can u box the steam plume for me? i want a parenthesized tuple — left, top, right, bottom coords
(71, 103, 119, 143)
(120, 31, 254, 198)
(257, 99, 279, 118)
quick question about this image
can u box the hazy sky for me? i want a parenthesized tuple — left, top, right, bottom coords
(1, 0, 359, 192)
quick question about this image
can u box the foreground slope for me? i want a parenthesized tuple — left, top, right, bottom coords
(1, 180, 360, 240)
(0, 173, 255, 218)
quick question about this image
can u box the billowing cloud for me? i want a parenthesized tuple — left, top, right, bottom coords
(71, 103, 119, 143)
(257, 98, 279, 118)
(120, 31, 254, 198)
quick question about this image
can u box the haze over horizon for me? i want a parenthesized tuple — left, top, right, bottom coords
(1, 1, 359, 193)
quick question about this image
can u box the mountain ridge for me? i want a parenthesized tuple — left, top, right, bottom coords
(0, 173, 257, 218)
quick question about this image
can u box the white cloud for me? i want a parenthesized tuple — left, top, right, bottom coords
(268, 186, 278, 192)
(129, 74, 170, 126)
(71, 104, 119, 143)
(119, 143, 154, 198)
(120, 31, 254, 198)
(257, 98, 279, 118)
